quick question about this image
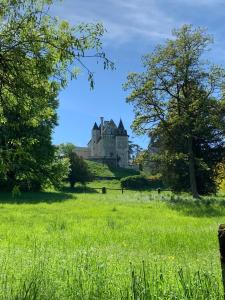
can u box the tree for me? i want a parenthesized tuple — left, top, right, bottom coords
(128, 141, 143, 161)
(0, 0, 113, 191)
(44, 147, 70, 190)
(58, 143, 92, 188)
(68, 153, 92, 188)
(128, 141, 144, 170)
(216, 159, 225, 192)
(58, 143, 77, 158)
(124, 25, 225, 197)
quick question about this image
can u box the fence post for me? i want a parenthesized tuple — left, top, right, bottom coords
(102, 187, 106, 194)
(218, 224, 225, 299)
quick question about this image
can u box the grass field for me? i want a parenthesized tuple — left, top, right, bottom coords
(85, 160, 140, 179)
(0, 183, 224, 299)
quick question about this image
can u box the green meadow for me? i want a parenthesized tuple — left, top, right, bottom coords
(0, 184, 224, 299)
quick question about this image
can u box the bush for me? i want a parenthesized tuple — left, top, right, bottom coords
(120, 175, 163, 190)
(219, 179, 225, 192)
(148, 174, 164, 189)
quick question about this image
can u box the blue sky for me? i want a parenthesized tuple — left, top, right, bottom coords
(52, 0, 225, 148)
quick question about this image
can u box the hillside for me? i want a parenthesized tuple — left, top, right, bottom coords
(85, 159, 140, 179)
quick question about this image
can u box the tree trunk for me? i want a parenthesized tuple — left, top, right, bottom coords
(70, 181, 75, 189)
(218, 224, 225, 299)
(187, 136, 199, 198)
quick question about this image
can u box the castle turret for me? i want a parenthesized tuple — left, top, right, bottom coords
(92, 122, 99, 130)
(100, 117, 104, 135)
(91, 122, 100, 156)
(116, 119, 129, 168)
(118, 119, 124, 130)
(117, 119, 128, 136)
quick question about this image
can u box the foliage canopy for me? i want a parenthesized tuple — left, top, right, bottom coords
(0, 0, 112, 191)
(58, 143, 92, 187)
(124, 25, 225, 196)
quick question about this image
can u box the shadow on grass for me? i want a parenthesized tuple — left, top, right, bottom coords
(0, 191, 74, 204)
(164, 194, 225, 218)
(0, 184, 100, 204)
(60, 186, 99, 194)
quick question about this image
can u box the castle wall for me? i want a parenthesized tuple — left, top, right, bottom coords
(116, 136, 129, 168)
(95, 138, 104, 157)
(101, 135, 116, 158)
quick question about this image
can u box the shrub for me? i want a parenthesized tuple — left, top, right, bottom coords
(219, 179, 225, 192)
(120, 175, 147, 190)
(120, 174, 164, 190)
(148, 174, 164, 189)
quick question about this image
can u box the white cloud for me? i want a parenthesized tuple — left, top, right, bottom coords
(52, 0, 178, 44)
(51, 0, 225, 48)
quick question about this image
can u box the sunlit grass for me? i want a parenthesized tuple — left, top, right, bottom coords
(85, 160, 139, 179)
(0, 187, 224, 299)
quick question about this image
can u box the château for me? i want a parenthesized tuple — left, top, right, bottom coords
(74, 117, 129, 168)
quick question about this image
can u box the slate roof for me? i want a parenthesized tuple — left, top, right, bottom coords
(92, 122, 99, 130)
(118, 119, 125, 130)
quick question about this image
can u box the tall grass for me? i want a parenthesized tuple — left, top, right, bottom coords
(0, 189, 224, 299)
(0, 252, 222, 299)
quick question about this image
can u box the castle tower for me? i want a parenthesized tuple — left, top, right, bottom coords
(100, 117, 104, 135)
(91, 122, 100, 156)
(116, 119, 129, 168)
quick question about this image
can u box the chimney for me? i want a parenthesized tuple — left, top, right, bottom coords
(100, 117, 104, 134)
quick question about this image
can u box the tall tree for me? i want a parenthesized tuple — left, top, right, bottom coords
(0, 0, 112, 191)
(124, 25, 225, 197)
(58, 143, 92, 188)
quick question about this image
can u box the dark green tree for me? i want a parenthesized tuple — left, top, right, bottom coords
(68, 153, 92, 188)
(124, 25, 225, 197)
(0, 0, 112, 191)
(58, 143, 92, 188)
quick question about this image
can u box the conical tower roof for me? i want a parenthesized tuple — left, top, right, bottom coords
(117, 119, 128, 136)
(92, 122, 99, 130)
(118, 119, 125, 130)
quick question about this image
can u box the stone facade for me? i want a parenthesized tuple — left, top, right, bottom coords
(74, 117, 129, 168)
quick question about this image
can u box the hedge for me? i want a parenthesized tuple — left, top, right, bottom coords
(120, 174, 163, 190)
